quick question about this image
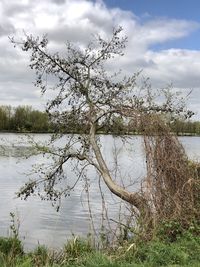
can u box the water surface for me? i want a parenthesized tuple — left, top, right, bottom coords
(0, 133, 199, 250)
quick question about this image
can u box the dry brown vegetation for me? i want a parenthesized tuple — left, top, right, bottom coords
(137, 114, 200, 237)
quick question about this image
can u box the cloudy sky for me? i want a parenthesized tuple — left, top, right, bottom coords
(1, 0, 200, 118)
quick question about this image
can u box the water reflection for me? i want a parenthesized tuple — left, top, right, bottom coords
(0, 133, 199, 250)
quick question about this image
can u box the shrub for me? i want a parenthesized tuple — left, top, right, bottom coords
(31, 245, 49, 266)
(64, 236, 93, 258)
(0, 237, 23, 257)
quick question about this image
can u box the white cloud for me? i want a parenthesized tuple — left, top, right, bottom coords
(143, 49, 200, 87)
(0, 0, 200, 117)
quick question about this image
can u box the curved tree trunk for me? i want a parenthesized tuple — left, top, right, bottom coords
(89, 123, 150, 217)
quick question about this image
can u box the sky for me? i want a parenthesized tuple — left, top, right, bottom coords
(0, 0, 200, 118)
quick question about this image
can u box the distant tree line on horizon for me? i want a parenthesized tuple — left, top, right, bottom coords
(0, 105, 199, 135)
(0, 105, 49, 132)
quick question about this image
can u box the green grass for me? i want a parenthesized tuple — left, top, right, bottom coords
(0, 233, 199, 267)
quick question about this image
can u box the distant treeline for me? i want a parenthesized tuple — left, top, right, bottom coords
(0, 105, 50, 132)
(170, 119, 200, 136)
(0, 105, 200, 135)
(101, 117, 200, 136)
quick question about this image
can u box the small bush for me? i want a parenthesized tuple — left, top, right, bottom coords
(176, 232, 200, 262)
(64, 236, 93, 257)
(157, 220, 184, 242)
(139, 241, 188, 266)
(31, 245, 49, 266)
(132, 233, 200, 266)
(0, 237, 23, 257)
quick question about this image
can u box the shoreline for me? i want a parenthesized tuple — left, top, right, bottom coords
(0, 130, 199, 137)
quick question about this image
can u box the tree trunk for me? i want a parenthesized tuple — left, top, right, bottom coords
(89, 124, 150, 216)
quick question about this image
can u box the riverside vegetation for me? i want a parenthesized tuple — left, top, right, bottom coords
(2, 27, 199, 266)
(0, 105, 200, 135)
(0, 216, 200, 267)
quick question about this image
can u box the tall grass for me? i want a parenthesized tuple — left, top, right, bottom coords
(0, 231, 199, 267)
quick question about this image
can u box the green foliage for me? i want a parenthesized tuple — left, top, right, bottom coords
(135, 240, 188, 266)
(62, 236, 94, 265)
(0, 213, 23, 267)
(64, 236, 93, 256)
(30, 245, 49, 266)
(0, 105, 50, 132)
(2, 213, 198, 266)
(157, 220, 185, 242)
(157, 219, 200, 243)
(0, 237, 23, 257)
(114, 232, 200, 266)
(0, 234, 199, 267)
(0, 106, 11, 130)
(65, 252, 116, 267)
(1, 104, 200, 135)
(170, 119, 200, 135)
(9, 212, 20, 240)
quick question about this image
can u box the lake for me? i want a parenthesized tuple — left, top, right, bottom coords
(0, 133, 199, 250)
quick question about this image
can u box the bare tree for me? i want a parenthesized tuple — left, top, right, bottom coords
(10, 27, 196, 226)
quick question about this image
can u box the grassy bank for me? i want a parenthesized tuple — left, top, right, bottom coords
(0, 230, 200, 267)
